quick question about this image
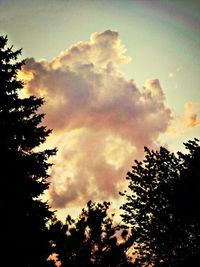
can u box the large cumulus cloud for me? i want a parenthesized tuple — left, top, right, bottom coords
(21, 30, 171, 208)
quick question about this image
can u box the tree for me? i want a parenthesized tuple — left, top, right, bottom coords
(0, 35, 56, 266)
(120, 139, 200, 266)
(50, 201, 135, 267)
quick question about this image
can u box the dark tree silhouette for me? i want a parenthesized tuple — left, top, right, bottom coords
(0, 35, 56, 266)
(120, 139, 200, 266)
(50, 201, 135, 267)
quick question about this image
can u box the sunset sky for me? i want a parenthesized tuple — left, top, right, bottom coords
(1, 0, 200, 220)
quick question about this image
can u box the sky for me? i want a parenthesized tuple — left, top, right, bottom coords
(1, 0, 200, 220)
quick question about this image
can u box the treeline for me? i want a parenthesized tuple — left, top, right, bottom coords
(1, 35, 200, 267)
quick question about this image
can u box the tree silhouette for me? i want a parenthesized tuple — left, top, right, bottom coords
(50, 201, 135, 267)
(0, 35, 56, 266)
(120, 139, 200, 266)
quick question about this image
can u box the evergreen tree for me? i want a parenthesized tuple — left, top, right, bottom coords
(0, 35, 56, 266)
(120, 139, 200, 266)
(50, 201, 135, 267)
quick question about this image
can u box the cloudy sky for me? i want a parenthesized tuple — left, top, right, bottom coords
(1, 0, 200, 220)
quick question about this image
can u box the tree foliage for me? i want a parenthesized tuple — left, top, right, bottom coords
(0, 35, 56, 266)
(50, 201, 135, 267)
(120, 139, 200, 266)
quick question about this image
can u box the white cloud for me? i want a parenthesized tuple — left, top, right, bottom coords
(21, 30, 171, 208)
(168, 101, 200, 136)
(168, 72, 175, 79)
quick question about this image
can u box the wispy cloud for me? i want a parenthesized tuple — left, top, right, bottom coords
(169, 101, 200, 136)
(168, 72, 175, 79)
(168, 66, 182, 79)
(20, 30, 171, 208)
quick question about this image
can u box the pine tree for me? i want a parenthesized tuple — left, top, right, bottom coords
(0, 35, 56, 266)
(120, 139, 200, 266)
(50, 201, 135, 267)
